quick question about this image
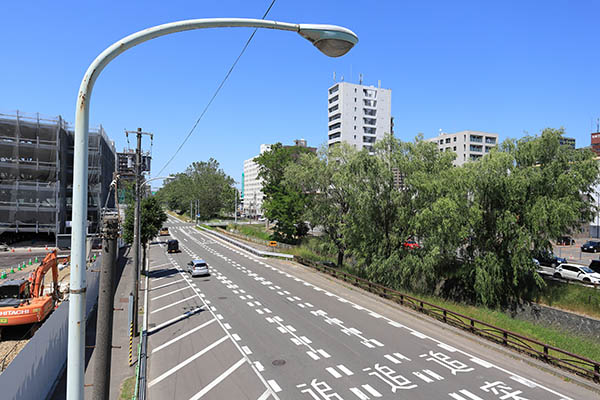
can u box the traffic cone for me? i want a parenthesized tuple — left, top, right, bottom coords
(35, 257, 38, 263)
(45, 245, 48, 250)
(10, 267, 14, 274)
(11, 248, 14, 253)
(28, 259, 32, 265)
(28, 248, 31, 252)
(1, 272, 6, 279)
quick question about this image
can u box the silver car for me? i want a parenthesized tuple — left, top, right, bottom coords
(187, 259, 209, 277)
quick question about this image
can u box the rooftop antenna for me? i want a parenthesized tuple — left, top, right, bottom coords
(359, 73, 363, 85)
(378, 79, 381, 88)
(439, 128, 443, 136)
(333, 71, 336, 82)
(341, 75, 344, 82)
(597, 118, 599, 132)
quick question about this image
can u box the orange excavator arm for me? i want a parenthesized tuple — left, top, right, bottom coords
(32, 250, 59, 298)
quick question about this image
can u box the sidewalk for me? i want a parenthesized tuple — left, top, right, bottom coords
(50, 246, 139, 400)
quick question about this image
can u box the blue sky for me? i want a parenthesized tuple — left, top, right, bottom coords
(2, 1, 599, 188)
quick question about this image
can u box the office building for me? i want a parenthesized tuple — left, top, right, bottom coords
(0, 111, 116, 242)
(559, 136, 576, 149)
(327, 81, 392, 152)
(427, 130, 499, 166)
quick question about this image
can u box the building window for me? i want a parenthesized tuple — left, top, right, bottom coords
(363, 117, 376, 125)
(363, 127, 376, 134)
(440, 140, 443, 145)
(445, 138, 451, 144)
(328, 95, 338, 104)
(328, 113, 341, 122)
(329, 132, 341, 140)
(364, 99, 377, 107)
(363, 136, 376, 143)
(453, 137, 456, 142)
(354, 116, 357, 121)
(354, 126, 356, 130)
(470, 144, 483, 152)
(354, 88, 357, 93)
(364, 109, 376, 116)
(329, 85, 339, 95)
(453, 146, 456, 151)
(470, 135, 483, 143)
(354, 135, 356, 139)
(363, 89, 376, 98)
(328, 104, 338, 113)
(354, 98, 357, 102)
(354, 107, 357, 112)
(485, 137, 496, 144)
(485, 146, 493, 153)
(328, 122, 341, 131)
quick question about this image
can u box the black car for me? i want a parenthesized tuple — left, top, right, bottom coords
(581, 241, 600, 253)
(589, 260, 600, 274)
(532, 250, 566, 268)
(167, 239, 179, 253)
(556, 235, 575, 245)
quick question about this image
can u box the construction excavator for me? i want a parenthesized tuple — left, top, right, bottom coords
(0, 250, 66, 340)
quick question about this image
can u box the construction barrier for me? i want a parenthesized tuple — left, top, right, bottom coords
(0, 256, 102, 400)
(129, 321, 134, 367)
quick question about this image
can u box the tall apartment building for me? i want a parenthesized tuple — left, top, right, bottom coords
(327, 81, 392, 152)
(427, 130, 499, 166)
(243, 144, 271, 217)
(0, 111, 116, 242)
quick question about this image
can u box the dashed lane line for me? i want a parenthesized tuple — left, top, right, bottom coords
(152, 318, 216, 354)
(188, 358, 246, 400)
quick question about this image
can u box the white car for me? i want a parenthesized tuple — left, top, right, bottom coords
(554, 263, 600, 284)
(187, 259, 209, 277)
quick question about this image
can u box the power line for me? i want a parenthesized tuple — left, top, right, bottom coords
(155, 0, 278, 178)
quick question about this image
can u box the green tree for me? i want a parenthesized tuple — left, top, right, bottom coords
(156, 158, 235, 219)
(123, 196, 168, 246)
(255, 143, 314, 243)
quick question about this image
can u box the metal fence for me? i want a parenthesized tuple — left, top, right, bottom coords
(294, 256, 600, 383)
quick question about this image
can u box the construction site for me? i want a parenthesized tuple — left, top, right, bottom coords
(0, 111, 116, 245)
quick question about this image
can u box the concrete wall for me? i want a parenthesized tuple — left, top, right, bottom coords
(513, 303, 600, 342)
(0, 258, 101, 400)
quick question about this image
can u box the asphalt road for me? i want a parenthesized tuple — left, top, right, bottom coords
(145, 216, 597, 400)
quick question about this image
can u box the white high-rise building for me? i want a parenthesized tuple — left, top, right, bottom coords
(426, 130, 499, 166)
(242, 144, 271, 217)
(327, 81, 392, 152)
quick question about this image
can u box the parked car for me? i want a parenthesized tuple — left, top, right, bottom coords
(532, 250, 566, 268)
(556, 235, 575, 245)
(167, 239, 179, 253)
(554, 263, 600, 284)
(581, 240, 600, 253)
(403, 240, 420, 250)
(0, 243, 8, 252)
(589, 260, 600, 274)
(187, 259, 209, 277)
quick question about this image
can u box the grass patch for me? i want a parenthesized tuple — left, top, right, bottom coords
(198, 224, 214, 230)
(119, 375, 136, 400)
(379, 290, 600, 362)
(228, 223, 271, 241)
(537, 281, 600, 319)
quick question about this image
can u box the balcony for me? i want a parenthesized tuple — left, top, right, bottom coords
(329, 122, 341, 131)
(328, 104, 339, 113)
(329, 132, 341, 140)
(363, 127, 376, 135)
(470, 135, 483, 143)
(328, 113, 341, 122)
(328, 95, 339, 104)
(329, 85, 339, 95)
(363, 99, 377, 107)
(469, 145, 483, 152)
(485, 137, 496, 144)
(363, 118, 376, 126)
(363, 108, 376, 116)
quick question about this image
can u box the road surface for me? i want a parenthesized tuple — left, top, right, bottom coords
(144, 216, 597, 399)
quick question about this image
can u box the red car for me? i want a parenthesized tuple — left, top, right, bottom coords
(403, 240, 420, 249)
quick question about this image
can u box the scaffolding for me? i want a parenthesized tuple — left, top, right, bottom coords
(0, 111, 115, 238)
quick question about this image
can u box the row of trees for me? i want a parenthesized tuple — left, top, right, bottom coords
(156, 158, 237, 220)
(259, 129, 599, 307)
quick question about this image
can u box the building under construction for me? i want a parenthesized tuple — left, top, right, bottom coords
(0, 111, 116, 243)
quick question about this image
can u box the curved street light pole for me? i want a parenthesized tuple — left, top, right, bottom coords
(68, 18, 357, 399)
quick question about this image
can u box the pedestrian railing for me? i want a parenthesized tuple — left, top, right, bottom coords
(294, 256, 600, 383)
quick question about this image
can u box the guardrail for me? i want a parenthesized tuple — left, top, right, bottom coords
(197, 226, 293, 259)
(294, 256, 600, 383)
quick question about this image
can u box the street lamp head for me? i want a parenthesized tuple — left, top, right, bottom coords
(297, 24, 358, 57)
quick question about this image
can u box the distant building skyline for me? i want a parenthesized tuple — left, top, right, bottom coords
(426, 130, 499, 166)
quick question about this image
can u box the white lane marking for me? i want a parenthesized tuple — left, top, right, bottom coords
(337, 364, 353, 376)
(384, 354, 401, 364)
(148, 307, 203, 334)
(413, 371, 433, 383)
(326, 367, 342, 378)
(232, 334, 241, 341)
(148, 335, 228, 387)
(438, 343, 457, 352)
(349, 387, 369, 400)
(150, 286, 190, 301)
(255, 361, 265, 372)
(224, 323, 231, 330)
(188, 357, 246, 400)
(423, 369, 444, 380)
(317, 349, 330, 358)
(469, 357, 493, 368)
(410, 330, 428, 339)
(510, 375, 536, 388)
(152, 318, 216, 354)
(150, 262, 172, 270)
(361, 384, 382, 397)
(449, 390, 484, 400)
(306, 351, 319, 360)
(151, 295, 197, 314)
(152, 278, 186, 290)
(300, 336, 312, 344)
(242, 346, 252, 354)
(267, 380, 282, 393)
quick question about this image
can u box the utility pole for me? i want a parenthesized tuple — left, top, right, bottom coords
(92, 213, 119, 400)
(234, 188, 238, 224)
(125, 128, 152, 336)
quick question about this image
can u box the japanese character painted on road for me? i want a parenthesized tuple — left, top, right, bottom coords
(480, 381, 530, 400)
(296, 379, 344, 400)
(363, 363, 417, 392)
(419, 351, 474, 375)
